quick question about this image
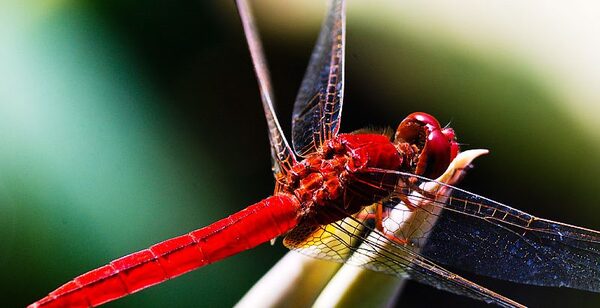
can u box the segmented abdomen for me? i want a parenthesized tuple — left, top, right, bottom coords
(29, 194, 300, 308)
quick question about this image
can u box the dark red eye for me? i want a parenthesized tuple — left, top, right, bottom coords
(395, 112, 460, 179)
(442, 127, 460, 162)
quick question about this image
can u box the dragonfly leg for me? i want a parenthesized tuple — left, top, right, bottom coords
(356, 203, 410, 245)
(354, 207, 378, 222)
(382, 230, 409, 246)
(398, 194, 418, 210)
(377, 202, 410, 245)
(354, 203, 385, 230)
(375, 202, 384, 231)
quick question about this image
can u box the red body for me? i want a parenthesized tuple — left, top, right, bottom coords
(30, 128, 457, 308)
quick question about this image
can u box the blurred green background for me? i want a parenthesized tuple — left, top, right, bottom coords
(1, 0, 599, 307)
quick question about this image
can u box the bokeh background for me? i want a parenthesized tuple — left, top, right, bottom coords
(2, 0, 600, 307)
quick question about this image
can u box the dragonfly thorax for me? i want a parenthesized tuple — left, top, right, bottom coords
(282, 133, 404, 225)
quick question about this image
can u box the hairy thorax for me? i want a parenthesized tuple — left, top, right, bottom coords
(279, 133, 406, 225)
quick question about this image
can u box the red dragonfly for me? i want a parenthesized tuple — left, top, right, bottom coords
(30, 1, 600, 307)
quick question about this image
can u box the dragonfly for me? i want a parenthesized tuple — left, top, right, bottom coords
(30, 0, 600, 307)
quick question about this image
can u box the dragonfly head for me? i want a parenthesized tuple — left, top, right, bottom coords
(394, 112, 460, 179)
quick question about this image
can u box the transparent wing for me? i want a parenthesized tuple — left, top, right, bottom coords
(236, 0, 296, 174)
(361, 167, 600, 292)
(291, 0, 346, 157)
(284, 213, 524, 308)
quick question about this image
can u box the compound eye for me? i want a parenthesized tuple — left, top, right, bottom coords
(395, 112, 460, 179)
(395, 112, 442, 145)
(419, 129, 452, 178)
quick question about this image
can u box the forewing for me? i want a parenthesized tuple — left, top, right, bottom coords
(236, 0, 296, 174)
(419, 186, 600, 292)
(291, 0, 346, 157)
(361, 168, 600, 292)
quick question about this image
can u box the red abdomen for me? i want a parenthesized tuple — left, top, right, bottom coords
(30, 194, 300, 308)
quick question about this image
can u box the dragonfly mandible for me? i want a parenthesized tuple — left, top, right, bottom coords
(30, 1, 600, 307)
